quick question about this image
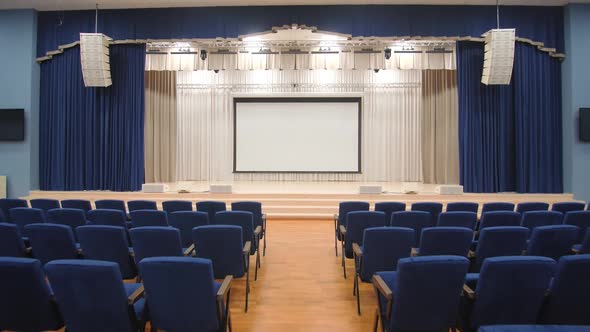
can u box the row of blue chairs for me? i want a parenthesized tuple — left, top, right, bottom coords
(0, 256, 232, 332)
(371, 254, 590, 332)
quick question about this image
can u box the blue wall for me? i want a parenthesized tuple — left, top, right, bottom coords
(0, 10, 39, 198)
(562, 4, 590, 202)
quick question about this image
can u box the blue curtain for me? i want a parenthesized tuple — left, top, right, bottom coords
(457, 41, 562, 193)
(39, 44, 145, 191)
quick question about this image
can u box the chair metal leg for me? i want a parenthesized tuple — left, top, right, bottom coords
(373, 309, 379, 332)
(255, 250, 260, 281)
(342, 243, 347, 279)
(356, 274, 361, 315)
(227, 311, 233, 332)
(334, 218, 338, 257)
(263, 218, 267, 257)
(245, 264, 250, 313)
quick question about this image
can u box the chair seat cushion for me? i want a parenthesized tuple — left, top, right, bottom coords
(124, 283, 146, 321)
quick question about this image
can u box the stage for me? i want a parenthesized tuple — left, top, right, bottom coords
(26, 181, 577, 219)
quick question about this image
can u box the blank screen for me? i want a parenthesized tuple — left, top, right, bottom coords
(0, 109, 24, 141)
(234, 98, 361, 172)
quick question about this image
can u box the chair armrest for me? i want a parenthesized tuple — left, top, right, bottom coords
(468, 250, 476, 258)
(372, 274, 392, 301)
(339, 225, 346, 236)
(334, 214, 339, 222)
(411, 248, 418, 257)
(463, 284, 476, 300)
(243, 241, 251, 255)
(183, 244, 195, 256)
(352, 243, 363, 257)
(573, 247, 580, 254)
(128, 285, 144, 305)
(254, 226, 262, 237)
(216, 275, 233, 302)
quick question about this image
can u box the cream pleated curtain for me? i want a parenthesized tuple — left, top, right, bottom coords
(175, 69, 424, 182)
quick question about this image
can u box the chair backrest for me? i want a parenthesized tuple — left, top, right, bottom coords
(76, 225, 136, 279)
(130, 210, 169, 228)
(387, 256, 470, 332)
(0, 257, 63, 331)
(541, 254, 590, 325)
(47, 208, 87, 233)
(168, 211, 209, 248)
(0, 198, 28, 221)
(139, 257, 220, 332)
(162, 200, 193, 213)
(359, 227, 415, 282)
(192, 225, 244, 279)
(579, 228, 590, 254)
(520, 211, 563, 235)
(129, 227, 183, 264)
(552, 202, 586, 214)
(337, 201, 370, 227)
(127, 200, 157, 211)
(563, 211, 590, 243)
(374, 202, 406, 222)
(390, 211, 435, 247)
(0, 209, 5, 222)
(437, 211, 477, 230)
(196, 200, 226, 223)
(343, 211, 386, 258)
(0, 223, 26, 257)
(25, 223, 78, 265)
(45, 259, 138, 332)
(9, 207, 46, 236)
(214, 211, 255, 254)
(481, 202, 515, 213)
(479, 211, 521, 230)
(411, 202, 443, 221)
(60, 199, 92, 214)
(516, 202, 550, 214)
(30, 198, 61, 212)
(474, 226, 529, 271)
(527, 225, 579, 260)
(94, 199, 126, 212)
(446, 202, 479, 213)
(231, 201, 263, 229)
(470, 256, 556, 328)
(86, 209, 127, 227)
(419, 227, 473, 257)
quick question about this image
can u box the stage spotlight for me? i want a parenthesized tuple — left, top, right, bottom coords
(200, 49, 208, 61)
(384, 48, 392, 60)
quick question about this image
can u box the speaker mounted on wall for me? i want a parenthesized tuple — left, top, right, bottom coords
(80, 33, 112, 87)
(481, 29, 515, 85)
(579, 108, 590, 142)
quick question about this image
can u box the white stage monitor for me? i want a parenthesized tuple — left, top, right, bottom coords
(234, 97, 361, 173)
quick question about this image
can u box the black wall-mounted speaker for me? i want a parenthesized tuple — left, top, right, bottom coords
(579, 108, 590, 142)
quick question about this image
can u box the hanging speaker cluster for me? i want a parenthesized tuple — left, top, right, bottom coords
(80, 33, 112, 87)
(481, 28, 515, 85)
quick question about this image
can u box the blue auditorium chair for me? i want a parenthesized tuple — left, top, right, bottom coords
(25, 223, 79, 265)
(481, 202, 515, 214)
(520, 211, 563, 235)
(390, 211, 435, 247)
(479, 325, 590, 332)
(0, 257, 63, 331)
(516, 202, 550, 214)
(60, 199, 92, 215)
(0, 198, 28, 221)
(374, 202, 406, 223)
(168, 211, 209, 248)
(193, 225, 251, 312)
(47, 208, 88, 238)
(127, 200, 157, 211)
(87, 209, 128, 228)
(0, 209, 5, 222)
(411, 202, 443, 222)
(45, 259, 146, 332)
(0, 223, 28, 257)
(196, 200, 226, 223)
(76, 225, 137, 280)
(130, 227, 192, 266)
(540, 254, 590, 325)
(340, 211, 386, 278)
(479, 211, 521, 230)
(373, 256, 469, 332)
(552, 202, 586, 214)
(130, 209, 169, 228)
(573, 228, 590, 254)
(9, 207, 46, 238)
(334, 201, 370, 256)
(95, 199, 127, 212)
(162, 200, 193, 213)
(353, 227, 414, 315)
(459, 256, 556, 332)
(231, 201, 267, 256)
(446, 202, 479, 213)
(139, 257, 233, 332)
(215, 210, 261, 280)
(526, 225, 579, 260)
(30, 198, 61, 213)
(470, 226, 529, 272)
(563, 211, 590, 243)
(417, 227, 473, 257)
(437, 211, 478, 230)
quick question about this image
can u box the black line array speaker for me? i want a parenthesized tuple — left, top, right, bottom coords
(579, 108, 590, 142)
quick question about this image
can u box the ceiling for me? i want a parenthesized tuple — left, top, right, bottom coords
(1, 0, 589, 11)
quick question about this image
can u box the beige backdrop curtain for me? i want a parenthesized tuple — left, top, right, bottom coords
(421, 70, 459, 184)
(145, 71, 177, 182)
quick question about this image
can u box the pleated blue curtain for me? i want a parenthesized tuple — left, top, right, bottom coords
(39, 44, 145, 191)
(457, 41, 562, 193)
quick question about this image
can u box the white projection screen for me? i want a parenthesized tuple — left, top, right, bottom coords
(234, 97, 361, 173)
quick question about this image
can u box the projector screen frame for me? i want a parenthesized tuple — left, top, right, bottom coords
(233, 96, 362, 174)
